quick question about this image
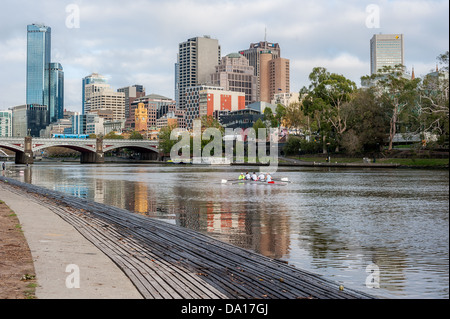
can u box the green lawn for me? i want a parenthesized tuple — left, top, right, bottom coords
(286, 156, 449, 167)
(377, 158, 449, 167)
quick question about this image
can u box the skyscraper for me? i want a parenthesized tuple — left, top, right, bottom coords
(26, 24, 51, 107)
(83, 80, 125, 121)
(49, 62, 64, 123)
(370, 34, 404, 75)
(26, 23, 64, 128)
(175, 36, 221, 109)
(211, 53, 257, 106)
(82, 73, 107, 114)
(239, 41, 289, 103)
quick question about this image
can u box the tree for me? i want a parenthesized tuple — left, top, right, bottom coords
(263, 107, 278, 127)
(418, 51, 449, 146)
(300, 67, 356, 152)
(368, 64, 420, 150)
(104, 131, 124, 139)
(200, 115, 224, 133)
(129, 131, 144, 140)
(253, 118, 266, 139)
(275, 104, 286, 127)
(283, 102, 305, 134)
(158, 124, 178, 154)
(343, 88, 390, 153)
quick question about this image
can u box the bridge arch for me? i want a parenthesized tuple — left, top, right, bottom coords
(0, 139, 25, 153)
(33, 143, 97, 154)
(0, 137, 160, 164)
(103, 142, 159, 160)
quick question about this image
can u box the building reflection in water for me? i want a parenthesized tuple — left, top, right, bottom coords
(20, 166, 292, 260)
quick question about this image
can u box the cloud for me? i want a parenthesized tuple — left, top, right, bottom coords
(291, 53, 369, 87)
(0, 0, 448, 112)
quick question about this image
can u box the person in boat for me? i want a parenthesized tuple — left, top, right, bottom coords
(238, 173, 245, 180)
(258, 172, 265, 181)
(266, 173, 272, 182)
(245, 172, 251, 180)
(251, 172, 258, 181)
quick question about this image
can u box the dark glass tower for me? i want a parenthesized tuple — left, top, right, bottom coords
(26, 24, 51, 107)
(26, 23, 64, 126)
(49, 63, 64, 122)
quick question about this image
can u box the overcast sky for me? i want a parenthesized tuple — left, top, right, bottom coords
(0, 0, 448, 113)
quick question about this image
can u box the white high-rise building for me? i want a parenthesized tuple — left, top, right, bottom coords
(84, 82, 125, 121)
(175, 36, 221, 109)
(0, 110, 13, 137)
(370, 34, 404, 75)
(82, 73, 107, 114)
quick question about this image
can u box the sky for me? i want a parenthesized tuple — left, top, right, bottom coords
(0, 0, 448, 113)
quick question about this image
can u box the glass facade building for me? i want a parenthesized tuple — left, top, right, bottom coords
(370, 34, 404, 75)
(11, 104, 49, 137)
(82, 73, 107, 114)
(49, 62, 64, 123)
(26, 23, 64, 132)
(26, 24, 51, 107)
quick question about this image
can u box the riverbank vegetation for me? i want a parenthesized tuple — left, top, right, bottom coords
(282, 52, 449, 161)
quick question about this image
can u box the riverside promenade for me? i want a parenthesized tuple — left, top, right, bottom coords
(0, 176, 374, 299)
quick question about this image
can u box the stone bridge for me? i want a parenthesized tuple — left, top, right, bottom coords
(0, 137, 160, 164)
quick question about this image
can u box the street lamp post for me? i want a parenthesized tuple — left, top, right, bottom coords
(326, 142, 331, 163)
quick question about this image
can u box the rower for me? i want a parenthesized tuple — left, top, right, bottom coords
(251, 172, 258, 181)
(238, 173, 245, 180)
(258, 172, 265, 181)
(266, 173, 272, 182)
(245, 172, 251, 180)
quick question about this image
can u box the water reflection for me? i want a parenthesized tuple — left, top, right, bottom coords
(9, 163, 449, 299)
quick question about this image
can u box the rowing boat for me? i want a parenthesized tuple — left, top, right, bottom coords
(221, 177, 290, 185)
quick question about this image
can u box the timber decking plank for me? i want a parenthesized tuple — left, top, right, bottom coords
(40, 200, 229, 299)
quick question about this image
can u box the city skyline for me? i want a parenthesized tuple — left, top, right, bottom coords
(0, 0, 448, 113)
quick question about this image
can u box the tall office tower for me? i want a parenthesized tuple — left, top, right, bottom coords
(118, 85, 146, 128)
(176, 36, 221, 109)
(26, 24, 51, 107)
(239, 41, 289, 103)
(48, 63, 64, 123)
(268, 57, 290, 103)
(211, 53, 257, 106)
(26, 23, 64, 129)
(84, 81, 125, 121)
(82, 73, 107, 114)
(370, 34, 404, 75)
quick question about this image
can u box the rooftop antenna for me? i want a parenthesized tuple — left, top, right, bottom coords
(264, 27, 267, 42)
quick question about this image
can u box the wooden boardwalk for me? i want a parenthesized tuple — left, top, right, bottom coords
(1, 176, 375, 299)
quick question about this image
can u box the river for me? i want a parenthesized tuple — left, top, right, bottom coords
(4, 162, 449, 299)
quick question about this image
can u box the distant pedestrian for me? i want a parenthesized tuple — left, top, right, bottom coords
(2, 162, 5, 171)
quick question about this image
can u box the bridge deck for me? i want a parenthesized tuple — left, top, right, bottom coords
(1, 176, 374, 299)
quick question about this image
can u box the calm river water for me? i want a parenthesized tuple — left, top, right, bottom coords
(5, 162, 449, 299)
